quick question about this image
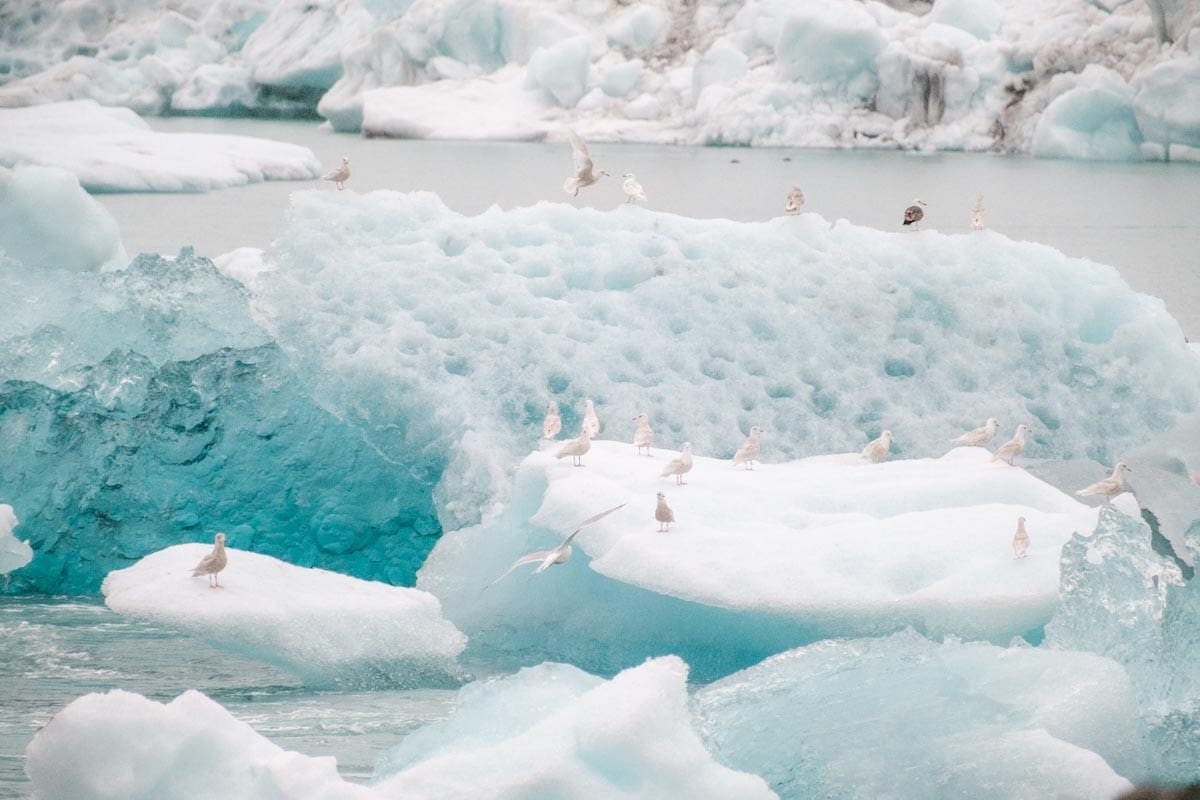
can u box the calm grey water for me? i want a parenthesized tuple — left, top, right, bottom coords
(96, 117, 1200, 336)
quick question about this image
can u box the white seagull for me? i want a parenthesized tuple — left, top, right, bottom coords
(581, 398, 600, 438)
(563, 129, 609, 196)
(902, 198, 927, 229)
(862, 430, 892, 463)
(489, 503, 627, 586)
(633, 412, 654, 455)
(322, 157, 350, 191)
(622, 173, 646, 204)
(952, 418, 998, 447)
(733, 426, 762, 470)
(192, 532, 227, 589)
(542, 400, 562, 440)
(1012, 516, 1030, 559)
(970, 196, 986, 231)
(661, 443, 694, 485)
(785, 186, 804, 215)
(991, 423, 1030, 466)
(555, 429, 593, 467)
(1076, 462, 1132, 504)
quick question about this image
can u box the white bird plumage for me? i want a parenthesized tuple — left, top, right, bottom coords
(322, 156, 350, 190)
(563, 129, 609, 196)
(991, 423, 1030, 465)
(622, 173, 646, 204)
(655, 492, 675, 532)
(970, 195, 986, 231)
(733, 426, 762, 470)
(952, 418, 998, 447)
(785, 186, 804, 215)
(862, 430, 892, 463)
(192, 532, 227, 588)
(661, 442, 694, 485)
(1076, 462, 1132, 504)
(581, 398, 600, 438)
(1012, 516, 1030, 559)
(489, 503, 626, 586)
(542, 400, 561, 440)
(555, 429, 593, 466)
(633, 412, 653, 455)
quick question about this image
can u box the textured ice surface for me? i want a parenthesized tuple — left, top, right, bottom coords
(0, 100, 320, 192)
(0, 505, 32, 576)
(695, 630, 1140, 799)
(418, 442, 1097, 678)
(0, 248, 441, 595)
(251, 192, 1200, 536)
(0, 166, 126, 272)
(2, 0, 1198, 157)
(103, 543, 467, 688)
(1032, 66, 1144, 161)
(25, 659, 774, 799)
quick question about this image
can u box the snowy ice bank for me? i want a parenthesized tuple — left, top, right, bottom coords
(0, 166, 126, 271)
(418, 441, 1099, 678)
(0, 100, 320, 192)
(102, 543, 467, 689)
(0, 505, 32, 576)
(26, 658, 775, 800)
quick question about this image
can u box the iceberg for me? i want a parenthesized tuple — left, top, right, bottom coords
(0, 100, 320, 192)
(1031, 66, 1144, 161)
(25, 658, 775, 799)
(694, 630, 1141, 799)
(102, 542, 467, 689)
(418, 441, 1098, 678)
(0, 504, 33, 576)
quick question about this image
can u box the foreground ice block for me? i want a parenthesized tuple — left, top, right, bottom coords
(694, 630, 1140, 799)
(0, 100, 320, 192)
(26, 659, 775, 800)
(0, 504, 32, 576)
(102, 543, 467, 689)
(418, 442, 1098, 678)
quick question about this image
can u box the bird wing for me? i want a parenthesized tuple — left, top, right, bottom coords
(489, 551, 554, 586)
(192, 551, 216, 574)
(567, 129, 593, 176)
(562, 502, 627, 546)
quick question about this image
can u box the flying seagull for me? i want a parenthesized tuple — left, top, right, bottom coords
(563, 129, 609, 196)
(489, 503, 627, 586)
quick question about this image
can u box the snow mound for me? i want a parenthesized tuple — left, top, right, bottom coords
(25, 659, 775, 800)
(0, 100, 320, 192)
(250, 191, 1200, 536)
(695, 630, 1140, 799)
(102, 543, 467, 689)
(418, 442, 1098, 678)
(0, 165, 125, 272)
(0, 505, 32, 576)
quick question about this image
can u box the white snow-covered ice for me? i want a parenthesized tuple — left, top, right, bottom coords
(0, 504, 33, 576)
(0, 100, 321, 192)
(102, 542, 467, 688)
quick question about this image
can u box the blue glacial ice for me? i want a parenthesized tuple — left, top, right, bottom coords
(694, 630, 1141, 799)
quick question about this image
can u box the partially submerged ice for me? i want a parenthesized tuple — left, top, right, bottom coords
(418, 441, 1099, 678)
(25, 658, 775, 799)
(694, 630, 1141, 799)
(102, 543, 467, 689)
(0, 504, 32, 576)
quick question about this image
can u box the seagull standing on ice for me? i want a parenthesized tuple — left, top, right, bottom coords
(633, 412, 654, 455)
(655, 492, 675, 532)
(1076, 462, 1132, 504)
(1012, 516, 1030, 559)
(542, 401, 562, 440)
(970, 196, 986, 231)
(661, 443, 694, 485)
(555, 429, 593, 467)
(733, 426, 762, 470)
(489, 503, 626, 586)
(563, 129, 609, 196)
(622, 173, 646, 204)
(991, 423, 1030, 466)
(581, 399, 600, 438)
(322, 157, 350, 191)
(862, 430, 892, 463)
(952, 418, 998, 447)
(192, 532, 227, 589)
(902, 199, 927, 229)
(785, 186, 804, 215)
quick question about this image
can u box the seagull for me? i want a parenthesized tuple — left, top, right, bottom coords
(902, 198, 927, 229)
(192, 532, 227, 589)
(660, 442, 694, 485)
(862, 430, 892, 463)
(990, 423, 1030, 466)
(563, 129, 609, 196)
(785, 186, 804, 215)
(322, 157, 350, 191)
(582, 398, 600, 438)
(1012, 516, 1030, 559)
(733, 426, 762, 470)
(633, 412, 653, 455)
(555, 429, 593, 467)
(952, 418, 998, 447)
(1076, 462, 1132, 504)
(489, 503, 627, 586)
(622, 173, 646, 204)
(655, 492, 675, 532)
(542, 400, 562, 440)
(970, 196, 985, 231)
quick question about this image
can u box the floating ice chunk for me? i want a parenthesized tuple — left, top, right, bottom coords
(695, 630, 1140, 798)
(0, 505, 32, 576)
(0, 166, 126, 272)
(102, 543, 467, 689)
(1032, 67, 1143, 161)
(419, 443, 1098, 678)
(1133, 55, 1200, 150)
(774, 1, 886, 85)
(362, 71, 550, 140)
(524, 35, 592, 108)
(0, 100, 320, 192)
(928, 0, 1005, 40)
